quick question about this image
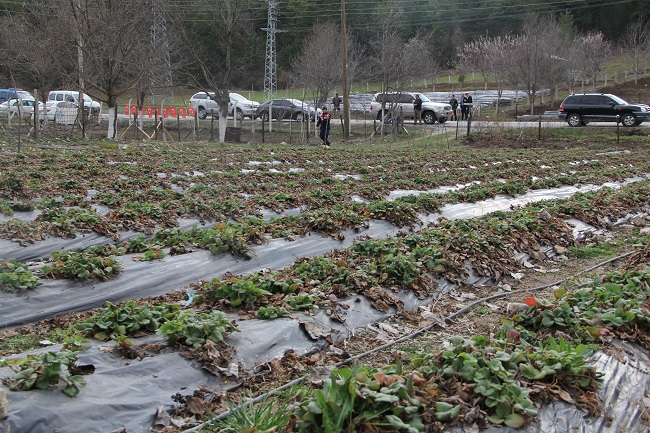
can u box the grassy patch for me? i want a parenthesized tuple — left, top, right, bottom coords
(569, 243, 618, 259)
(203, 396, 293, 433)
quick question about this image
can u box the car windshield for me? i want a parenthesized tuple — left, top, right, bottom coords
(609, 95, 628, 105)
(16, 90, 32, 99)
(419, 95, 431, 102)
(230, 93, 246, 101)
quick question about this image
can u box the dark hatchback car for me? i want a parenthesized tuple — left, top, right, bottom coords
(255, 98, 318, 122)
(558, 93, 650, 127)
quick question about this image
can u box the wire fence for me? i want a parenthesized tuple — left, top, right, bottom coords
(0, 102, 644, 146)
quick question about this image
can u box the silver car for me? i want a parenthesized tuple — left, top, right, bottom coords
(0, 98, 45, 118)
(229, 92, 260, 120)
(190, 92, 260, 120)
(369, 92, 452, 124)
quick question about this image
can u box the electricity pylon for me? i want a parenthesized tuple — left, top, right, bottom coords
(262, 0, 284, 100)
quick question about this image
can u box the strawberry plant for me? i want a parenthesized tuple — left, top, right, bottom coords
(152, 228, 191, 247)
(76, 301, 180, 340)
(41, 250, 121, 280)
(294, 365, 425, 433)
(519, 337, 596, 387)
(0, 200, 12, 215)
(370, 253, 421, 288)
(0, 259, 41, 292)
(189, 223, 261, 259)
(285, 293, 318, 310)
(254, 273, 303, 295)
(9, 200, 36, 212)
(133, 248, 167, 261)
(157, 309, 238, 348)
(205, 276, 272, 307)
(256, 305, 290, 319)
(2, 350, 88, 397)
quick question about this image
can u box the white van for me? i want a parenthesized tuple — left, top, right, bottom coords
(48, 90, 102, 116)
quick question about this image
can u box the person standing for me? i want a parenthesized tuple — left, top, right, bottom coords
(449, 94, 459, 121)
(413, 94, 423, 124)
(460, 93, 467, 120)
(317, 106, 331, 147)
(332, 93, 342, 115)
(465, 92, 473, 120)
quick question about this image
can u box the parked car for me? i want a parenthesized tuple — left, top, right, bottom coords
(189, 91, 260, 120)
(0, 88, 33, 104)
(190, 92, 220, 119)
(43, 100, 69, 121)
(47, 90, 101, 116)
(0, 97, 44, 118)
(369, 92, 453, 124)
(229, 92, 260, 120)
(255, 98, 319, 122)
(558, 93, 650, 127)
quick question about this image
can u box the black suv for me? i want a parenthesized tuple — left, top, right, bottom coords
(558, 93, 650, 127)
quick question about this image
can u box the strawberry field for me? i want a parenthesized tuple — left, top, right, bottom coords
(1, 128, 650, 433)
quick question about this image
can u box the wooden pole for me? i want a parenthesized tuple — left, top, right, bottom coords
(341, 0, 349, 138)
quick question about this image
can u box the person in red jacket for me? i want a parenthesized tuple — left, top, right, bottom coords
(316, 106, 331, 147)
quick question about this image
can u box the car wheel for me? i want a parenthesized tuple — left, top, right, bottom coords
(566, 113, 582, 127)
(197, 106, 207, 120)
(422, 111, 436, 124)
(235, 109, 243, 121)
(621, 113, 637, 127)
(295, 112, 304, 122)
(260, 111, 269, 122)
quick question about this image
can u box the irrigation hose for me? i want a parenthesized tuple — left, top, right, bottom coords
(181, 250, 635, 432)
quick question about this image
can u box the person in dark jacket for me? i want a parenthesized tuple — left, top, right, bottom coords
(332, 93, 342, 114)
(450, 94, 459, 121)
(413, 94, 423, 124)
(316, 106, 331, 147)
(464, 92, 473, 120)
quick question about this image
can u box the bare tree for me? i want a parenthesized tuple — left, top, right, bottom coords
(368, 6, 435, 92)
(291, 22, 343, 107)
(575, 31, 611, 90)
(404, 32, 436, 82)
(370, 6, 406, 91)
(173, 0, 254, 142)
(506, 14, 566, 114)
(0, 1, 75, 116)
(457, 36, 490, 90)
(291, 22, 364, 110)
(64, 0, 166, 139)
(621, 15, 649, 85)
(486, 36, 515, 114)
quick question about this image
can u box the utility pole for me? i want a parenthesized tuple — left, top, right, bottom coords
(341, 0, 349, 138)
(263, 0, 284, 100)
(75, 0, 86, 138)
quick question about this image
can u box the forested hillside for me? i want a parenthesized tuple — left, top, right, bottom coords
(1, 0, 648, 136)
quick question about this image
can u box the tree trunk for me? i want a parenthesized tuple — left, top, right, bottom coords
(107, 106, 117, 139)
